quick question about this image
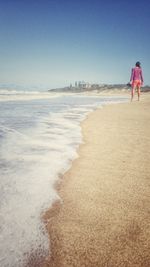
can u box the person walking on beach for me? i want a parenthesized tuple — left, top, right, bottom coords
(130, 61, 144, 101)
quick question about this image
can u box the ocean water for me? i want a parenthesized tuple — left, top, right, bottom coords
(0, 90, 127, 267)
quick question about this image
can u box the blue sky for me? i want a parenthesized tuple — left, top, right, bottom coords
(0, 0, 150, 89)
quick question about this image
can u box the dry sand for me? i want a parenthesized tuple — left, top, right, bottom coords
(43, 93, 150, 267)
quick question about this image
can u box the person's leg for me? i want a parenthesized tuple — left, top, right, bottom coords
(131, 86, 135, 102)
(136, 80, 141, 101)
(137, 85, 141, 101)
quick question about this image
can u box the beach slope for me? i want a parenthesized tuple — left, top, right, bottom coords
(44, 96, 150, 267)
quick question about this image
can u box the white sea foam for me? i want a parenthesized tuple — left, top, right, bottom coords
(0, 89, 68, 102)
(0, 94, 127, 267)
(0, 104, 85, 266)
(0, 93, 58, 102)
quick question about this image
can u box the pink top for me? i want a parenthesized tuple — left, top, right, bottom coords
(130, 67, 143, 82)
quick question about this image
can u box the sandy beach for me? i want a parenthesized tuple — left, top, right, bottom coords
(42, 93, 150, 267)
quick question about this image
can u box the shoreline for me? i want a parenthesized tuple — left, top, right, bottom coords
(30, 93, 150, 266)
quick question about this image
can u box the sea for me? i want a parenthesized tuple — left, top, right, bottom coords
(0, 88, 127, 267)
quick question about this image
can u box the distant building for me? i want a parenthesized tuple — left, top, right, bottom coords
(75, 81, 78, 87)
(76, 81, 90, 89)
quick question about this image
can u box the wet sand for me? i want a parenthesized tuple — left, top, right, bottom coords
(43, 93, 150, 267)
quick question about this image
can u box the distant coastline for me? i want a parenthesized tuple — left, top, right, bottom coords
(0, 83, 150, 94)
(49, 84, 150, 93)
